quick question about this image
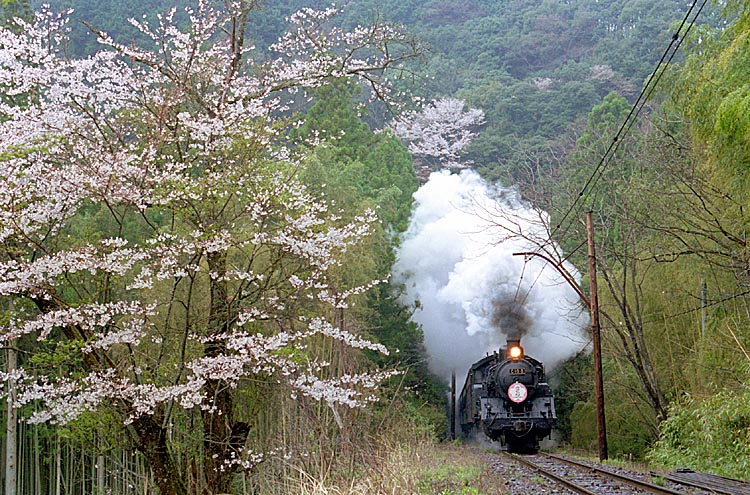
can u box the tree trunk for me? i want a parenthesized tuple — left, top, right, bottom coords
(54, 433, 61, 495)
(131, 415, 188, 495)
(599, 260, 668, 420)
(97, 447, 105, 494)
(202, 250, 237, 494)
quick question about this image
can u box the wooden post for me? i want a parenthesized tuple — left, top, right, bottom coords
(450, 370, 456, 440)
(586, 211, 608, 461)
(512, 213, 608, 460)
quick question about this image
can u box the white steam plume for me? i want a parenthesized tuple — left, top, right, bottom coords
(392, 170, 589, 381)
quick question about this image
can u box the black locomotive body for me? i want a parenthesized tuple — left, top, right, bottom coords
(458, 340, 556, 453)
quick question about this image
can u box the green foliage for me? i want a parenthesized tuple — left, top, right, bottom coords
(577, 91, 631, 148)
(714, 83, 750, 164)
(550, 352, 593, 443)
(38, 0, 191, 56)
(649, 391, 750, 478)
(552, 8, 750, 459)
(1, 0, 31, 27)
(42, 0, 716, 180)
(28, 338, 84, 369)
(421, 0, 705, 176)
(367, 284, 447, 436)
(604, 383, 657, 458)
(569, 400, 597, 451)
(17, 0, 742, 476)
(299, 80, 418, 231)
(295, 79, 447, 434)
(565, 358, 656, 459)
(666, 12, 750, 170)
(540, 89, 643, 256)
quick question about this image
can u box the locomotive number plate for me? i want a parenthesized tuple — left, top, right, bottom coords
(508, 368, 526, 375)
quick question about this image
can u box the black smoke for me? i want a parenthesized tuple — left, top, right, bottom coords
(491, 298, 531, 341)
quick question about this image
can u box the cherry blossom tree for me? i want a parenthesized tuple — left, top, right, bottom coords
(391, 97, 485, 175)
(0, 2, 420, 494)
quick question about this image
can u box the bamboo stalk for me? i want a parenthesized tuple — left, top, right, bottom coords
(4, 344, 18, 495)
(34, 422, 41, 495)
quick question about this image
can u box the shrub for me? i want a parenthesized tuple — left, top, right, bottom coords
(648, 390, 750, 479)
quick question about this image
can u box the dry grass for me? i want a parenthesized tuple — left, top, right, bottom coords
(294, 441, 508, 495)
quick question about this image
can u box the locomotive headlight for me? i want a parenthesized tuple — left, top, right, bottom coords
(509, 345, 523, 359)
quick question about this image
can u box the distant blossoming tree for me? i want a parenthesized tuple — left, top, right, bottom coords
(0, 2, 420, 494)
(391, 97, 485, 175)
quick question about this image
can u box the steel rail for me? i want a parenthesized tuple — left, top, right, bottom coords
(502, 452, 600, 495)
(540, 453, 689, 495)
(653, 470, 750, 495)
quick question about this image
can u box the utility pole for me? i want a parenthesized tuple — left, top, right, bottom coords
(512, 212, 608, 461)
(587, 211, 608, 461)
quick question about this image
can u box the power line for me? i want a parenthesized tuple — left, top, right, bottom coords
(511, 1, 710, 310)
(513, 0, 710, 311)
(550, 0, 709, 246)
(617, 289, 750, 329)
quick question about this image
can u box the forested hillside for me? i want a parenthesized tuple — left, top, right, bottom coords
(41, 0, 721, 181)
(3, 0, 750, 494)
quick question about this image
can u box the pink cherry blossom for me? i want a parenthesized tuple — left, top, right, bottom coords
(0, 2, 418, 487)
(392, 97, 485, 172)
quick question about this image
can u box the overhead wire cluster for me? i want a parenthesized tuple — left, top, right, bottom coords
(551, 0, 710, 244)
(514, 0, 712, 315)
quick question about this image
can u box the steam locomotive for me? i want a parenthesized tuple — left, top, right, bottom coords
(458, 339, 556, 453)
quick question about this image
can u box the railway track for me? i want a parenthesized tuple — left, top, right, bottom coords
(499, 451, 750, 495)
(501, 451, 692, 495)
(655, 469, 750, 495)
